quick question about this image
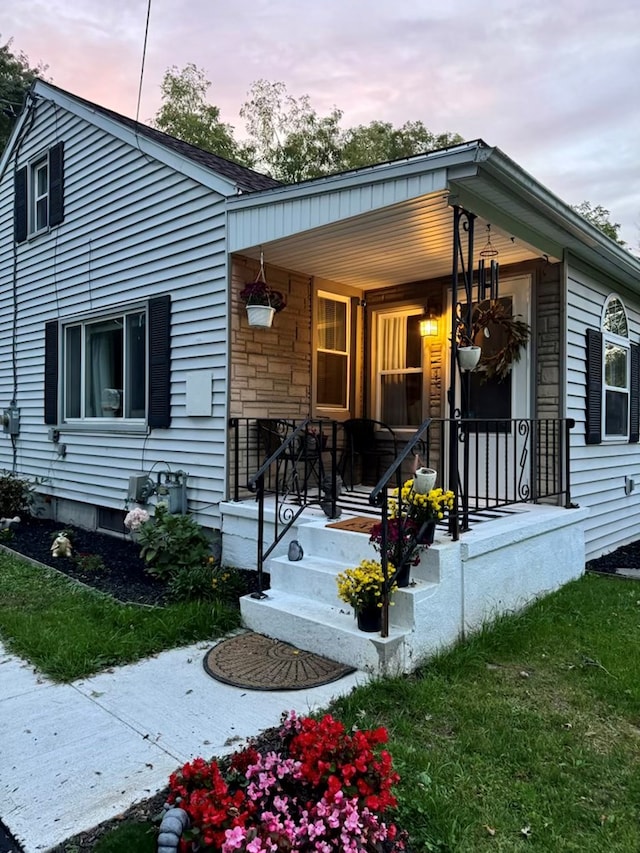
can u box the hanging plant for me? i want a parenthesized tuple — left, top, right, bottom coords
(470, 299, 531, 382)
(240, 253, 286, 313)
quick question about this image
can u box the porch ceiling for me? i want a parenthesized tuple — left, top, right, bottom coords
(235, 192, 546, 291)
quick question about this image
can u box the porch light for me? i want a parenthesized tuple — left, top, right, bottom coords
(419, 309, 439, 337)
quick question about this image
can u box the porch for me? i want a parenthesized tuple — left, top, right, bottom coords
(222, 416, 587, 675)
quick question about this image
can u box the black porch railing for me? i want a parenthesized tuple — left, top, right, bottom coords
(228, 415, 575, 614)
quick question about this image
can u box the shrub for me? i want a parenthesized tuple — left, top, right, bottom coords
(73, 552, 107, 573)
(136, 504, 211, 582)
(0, 470, 34, 518)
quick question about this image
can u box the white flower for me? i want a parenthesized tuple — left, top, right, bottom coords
(124, 507, 150, 531)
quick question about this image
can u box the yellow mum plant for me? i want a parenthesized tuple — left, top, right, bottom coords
(336, 559, 397, 610)
(390, 481, 455, 523)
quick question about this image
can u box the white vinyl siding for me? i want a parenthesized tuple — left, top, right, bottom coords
(0, 98, 231, 529)
(566, 260, 640, 559)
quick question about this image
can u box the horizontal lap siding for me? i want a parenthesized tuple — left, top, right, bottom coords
(566, 259, 640, 558)
(0, 101, 229, 530)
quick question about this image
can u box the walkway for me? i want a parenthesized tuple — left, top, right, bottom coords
(0, 638, 364, 852)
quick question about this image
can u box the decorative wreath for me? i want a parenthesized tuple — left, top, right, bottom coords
(468, 300, 531, 382)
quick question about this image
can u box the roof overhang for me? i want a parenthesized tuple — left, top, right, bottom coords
(228, 142, 640, 292)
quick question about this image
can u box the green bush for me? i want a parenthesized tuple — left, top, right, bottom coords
(136, 503, 211, 582)
(0, 470, 34, 518)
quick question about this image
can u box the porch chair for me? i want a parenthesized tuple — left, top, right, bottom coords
(256, 418, 323, 499)
(338, 418, 398, 491)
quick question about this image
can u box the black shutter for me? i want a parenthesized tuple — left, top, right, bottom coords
(148, 295, 171, 429)
(44, 321, 59, 425)
(630, 343, 639, 443)
(585, 328, 602, 445)
(15, 166, 27, 243)
(48, 141, 64, 227)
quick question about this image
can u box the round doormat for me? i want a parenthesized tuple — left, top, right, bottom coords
(203, 632, 356, 691)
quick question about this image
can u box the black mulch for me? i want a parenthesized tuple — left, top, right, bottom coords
(585, 539, 640, 574)
(2, 516, 267, 605)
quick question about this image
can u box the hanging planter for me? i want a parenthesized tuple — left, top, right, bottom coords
(240, 251, 286, 329)
(457, 345, 482, 372)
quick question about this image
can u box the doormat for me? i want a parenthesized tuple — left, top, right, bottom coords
(325, 516, 377, 535)
(203, 632, 356, 691)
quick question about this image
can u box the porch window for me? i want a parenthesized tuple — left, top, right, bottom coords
(316, 293, 350, 410)
(376, 309, 423, 427)
(44, 295, 171, 429)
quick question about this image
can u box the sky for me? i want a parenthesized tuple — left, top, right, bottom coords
(3, 0, 639, 249)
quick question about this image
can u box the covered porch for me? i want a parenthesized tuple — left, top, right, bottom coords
(222, 141, 586, 673)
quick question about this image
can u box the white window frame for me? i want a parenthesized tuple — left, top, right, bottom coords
(61, 305, 148, 424)
(30, 154, 49, 235)
(315, 291, 351, 415)
(374, 305, 424, 429)
(602, 294, 630, 440)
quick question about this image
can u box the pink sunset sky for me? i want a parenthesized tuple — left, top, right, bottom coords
(3, 0, 639, 248)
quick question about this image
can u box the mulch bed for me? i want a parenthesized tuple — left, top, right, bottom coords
(2, 516, 268, 604)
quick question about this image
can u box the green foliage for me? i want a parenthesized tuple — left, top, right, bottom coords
(136, 504, 212, 582)
(573, 200, 626, 246)
(0, 470, 34, 518)
(0, 36, 46, 153)
(340, 119, 463, 170)
(210, 564, 247, 603)
(72, 552, 107, 573)
(153, 64, 247, 163)
(92, 821, 156, 852)
(0, 552, 240, 681)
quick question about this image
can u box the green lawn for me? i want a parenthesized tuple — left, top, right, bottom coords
(0, 552, 240, 681)
(4, 549, 639, 852)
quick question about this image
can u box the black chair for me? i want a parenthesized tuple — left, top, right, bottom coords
(338, 418, 398, 490)
(257, 419, 323, 499)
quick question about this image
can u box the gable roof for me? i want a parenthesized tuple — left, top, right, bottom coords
(28, 80, 282, 194)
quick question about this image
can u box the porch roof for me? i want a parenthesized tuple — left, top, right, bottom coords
(227, 140, 640, 291)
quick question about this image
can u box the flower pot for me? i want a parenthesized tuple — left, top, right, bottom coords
(356, 604, 382, 632)
(457, 345, 481, 371)
(413, 467, 437, 494)
(417, 520, 437, 545)
(395, 561, 411, 588)
(246, 304, 276, 328)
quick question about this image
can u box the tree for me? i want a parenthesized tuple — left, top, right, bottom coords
(240, 80, 344, 182)
(240, 81, 462, 183)
(573, 201, 625, 246)
(0, 37, 46, 153)
(340, 120, 463, 170)
(153, 64, 247, 163)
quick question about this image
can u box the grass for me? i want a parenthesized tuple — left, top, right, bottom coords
(5, 553, 640, 852)
(0, 552, 241, 681)
(331, 573, 640, 851)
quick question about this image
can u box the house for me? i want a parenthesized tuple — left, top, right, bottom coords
(1, 79, 638, 673)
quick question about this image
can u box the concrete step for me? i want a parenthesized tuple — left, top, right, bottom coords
(268, 553, 440, 618)
(240, 590, 412, 673)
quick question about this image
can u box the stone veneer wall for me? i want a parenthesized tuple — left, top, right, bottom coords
(230, 256, 312, 420)
(535, 262, 562, 419)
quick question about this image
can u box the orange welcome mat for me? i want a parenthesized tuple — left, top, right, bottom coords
(325, 516, 377, 534)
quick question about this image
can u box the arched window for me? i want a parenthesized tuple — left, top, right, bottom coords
(602, 296, 630, 438)
(586, 295, 638, 444)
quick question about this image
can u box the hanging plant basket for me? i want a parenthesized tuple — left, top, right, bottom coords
(246, 304, 276, 328)
(240, 252, 286, 329)
(457, 345, 482, 372)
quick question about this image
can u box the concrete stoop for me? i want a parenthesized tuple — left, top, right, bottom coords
(226, 500, 590, 676)
(239, 514, 451, 675)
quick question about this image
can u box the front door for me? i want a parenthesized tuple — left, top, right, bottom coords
(450, 274, 532, 503)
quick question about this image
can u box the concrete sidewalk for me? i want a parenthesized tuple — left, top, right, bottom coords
(0, 638, 365, 852)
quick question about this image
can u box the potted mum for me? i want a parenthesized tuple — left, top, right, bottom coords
(336, 558, 397, 632)
(240, 274, 286, 328)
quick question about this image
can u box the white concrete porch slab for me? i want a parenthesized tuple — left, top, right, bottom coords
(0, 638, 365, 853)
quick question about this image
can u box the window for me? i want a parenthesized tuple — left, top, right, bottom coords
(586, 294, 639, 444)
(15, 141, 64, 242)
(45, 295, 171, 429)
(376, 309, 423, 427)
(316, 293, 350, 410)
